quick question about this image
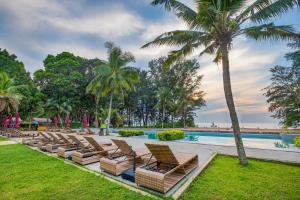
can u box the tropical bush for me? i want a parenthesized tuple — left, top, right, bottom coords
(118, 130, 144, 137)
(294, 137, 300, 148)
(157, 130, 185, 141)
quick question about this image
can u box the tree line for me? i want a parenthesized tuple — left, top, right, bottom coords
(0, 43, 205, 130)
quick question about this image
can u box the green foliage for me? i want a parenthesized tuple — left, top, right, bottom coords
(0, 71, 26, 112)
(145, 0, 299, 66)
(0, 144, 152, 200)
(264, 40, 300, 127)
(157, 130, 185, 141)
(87, 42, 139, 131)
(34, 52, 104, 122)
(181, 155, 300, 200)
(294, 137, 300, 148)
(118, 130, 144, 137)
(0, 49, 34, 117)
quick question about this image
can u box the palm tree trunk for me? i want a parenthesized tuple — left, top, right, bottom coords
(162, 103, 165, 129)
(29, 111, 32, 130)
(183, 107, 186, 128)
(95, 97, 99, 128)
(221, 44, 248, 165)
(106, 93, 113, 135)
(58, 114, 64, 129)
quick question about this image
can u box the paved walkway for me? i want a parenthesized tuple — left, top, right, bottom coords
(93, 136, 300, 164)
(0, 141, 17, 146)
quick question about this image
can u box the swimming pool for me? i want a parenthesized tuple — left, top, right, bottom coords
(141, 131, 300, 152)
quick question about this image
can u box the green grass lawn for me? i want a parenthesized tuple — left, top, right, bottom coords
(0, 144, 153, 200)
(181, 155, 300, 200)
(0, 136, 8, 141)
(1, 145, 300, 200)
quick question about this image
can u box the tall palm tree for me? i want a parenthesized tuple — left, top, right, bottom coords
(87, 42, 139, 135)
(46, 99, 72, 128)
(0, 71, 24, 113)
(143, 0, 300, 165)
(86, 84, 102, 128)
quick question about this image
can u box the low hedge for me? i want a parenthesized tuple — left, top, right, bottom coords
(157, 130, 185, 141)
(295, 137, 300, 148)
(118, 130, 144, 137)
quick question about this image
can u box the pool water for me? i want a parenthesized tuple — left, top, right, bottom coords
(142, 131, 300, 152)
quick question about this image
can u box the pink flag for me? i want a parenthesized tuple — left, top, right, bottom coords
(54, 116, 58, 128)
(15, 112, 20, 128)
(65, 116, 71, 129)
(8, 114, 13, 128)
(1, 116, 6, 128)
(83, 113, 88, 128)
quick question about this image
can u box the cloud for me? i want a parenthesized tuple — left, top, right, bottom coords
(46, 7, 145, 39)
(0, 0, 294, 126)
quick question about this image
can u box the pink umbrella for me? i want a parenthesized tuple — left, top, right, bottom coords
(1, 116, 6, 128)
(8, 114, 12, 128)
(54, 116, 58, 128)
(65, 116, 71, 129)
(83, 113, 88, 128)
(15, 112, 20, 128)
(46, 118, 50, 130)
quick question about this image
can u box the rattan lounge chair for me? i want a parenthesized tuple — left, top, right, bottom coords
(22, 132, 44, 146)
(36, 132, 53, 151)
(136, 143, 198, 193)
(69, 135, 111, 165)
(56, 133, 78, 158)
(83, 136, 119, 154)
(100, 139, 152, 176)
(45, 132, 71, 153)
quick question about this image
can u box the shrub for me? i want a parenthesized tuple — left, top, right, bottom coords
(294, 137, 300, 148)
(118, 130, 144, 137)
(157, 130, 185, 141)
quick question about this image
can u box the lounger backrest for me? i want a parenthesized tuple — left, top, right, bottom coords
(47, 132, 60, 143)
(68, 135, 86, 149)
(39, 132, 50, 140)
(84, 136, 104, 151)
(145, 143, 179, 165)
(56, 133, 71, 144)
(111, 139, 133, 156)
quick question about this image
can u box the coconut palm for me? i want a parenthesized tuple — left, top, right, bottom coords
(0, 71, 25, 113)
(86, 85, 102, 128)
(143, 0, 300, 165)
(46, 99, 72, 128)
(87, 42, 139, 135)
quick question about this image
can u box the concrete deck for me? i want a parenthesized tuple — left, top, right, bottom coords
(92, 135, 300, 164)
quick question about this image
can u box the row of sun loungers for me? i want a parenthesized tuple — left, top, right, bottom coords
(0, 128, 30, 138)
(23, 132, 199, 193)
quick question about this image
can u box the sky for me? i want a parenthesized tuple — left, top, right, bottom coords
(0, 0, 299, 128)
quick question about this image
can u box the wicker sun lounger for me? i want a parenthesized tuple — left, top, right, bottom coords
(136, 143, 199, 193)
(100, 139, 152, 176)
(56, 133, 78, 158)
(69, 135, 111, 165)
(45, 132, 70, 153)
(36, 132, 53, 151)
(22, 132, 45, 146)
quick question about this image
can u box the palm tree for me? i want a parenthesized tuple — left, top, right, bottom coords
(143, 0, 300, 165)
(87, 42, 139, 135)
(0, 71, 24, 113)
(46, 99, 72, 128)
(86, 85, 102, 128)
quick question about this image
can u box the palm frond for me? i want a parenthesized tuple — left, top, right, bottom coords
(142, 30, 210, 48)
(151, 0, 197, 27)
(237, 0, 300, 23)
(242, 23, 300, 41)
(164, 42, 201, 68)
